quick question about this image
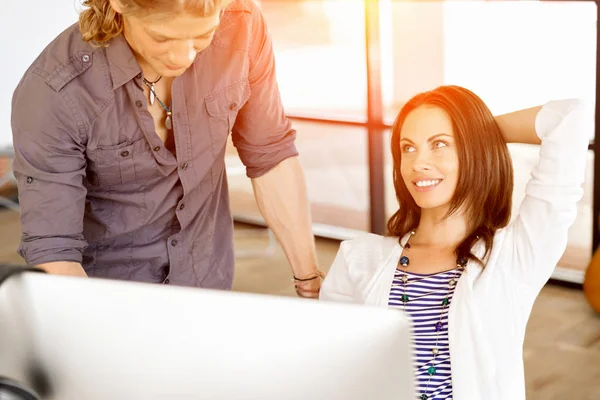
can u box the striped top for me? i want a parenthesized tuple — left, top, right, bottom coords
(389, 267, 463, 400)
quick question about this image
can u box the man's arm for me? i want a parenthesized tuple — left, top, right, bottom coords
(229, 3, 322, 297)
(12, 71, 88, 276)
(36, 261, 87, 277)
(251, 157, 321, 297)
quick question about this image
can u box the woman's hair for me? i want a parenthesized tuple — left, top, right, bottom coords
(79, 0, 229, 46)
(387, 85, 514, 265)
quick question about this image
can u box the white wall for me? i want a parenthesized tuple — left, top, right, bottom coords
(0, 1, 80, 148)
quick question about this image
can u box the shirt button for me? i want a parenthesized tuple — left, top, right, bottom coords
(229, 102, 237, 111)
(181, 162, 188, 170)
(120, 150, 130, 157)
(136, 73, 142, 79)
(135, 100, 143, 108)
(179, 203, 185, 211)
(170, 240, 178, 246)
(26, 176, 33, 184)
(153, 146, 161, 152)
(164, 279, 170, 284)
(82, 54, 90, 63)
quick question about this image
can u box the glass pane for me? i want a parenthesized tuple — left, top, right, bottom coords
(260, 0, 367, 121)
(227, 120, 370, 232)
(381, 1, 597, 142)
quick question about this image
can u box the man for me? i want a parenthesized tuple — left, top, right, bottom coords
(10, 0, 323, 297)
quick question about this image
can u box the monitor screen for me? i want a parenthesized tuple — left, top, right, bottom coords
(0, 273, 415, 399)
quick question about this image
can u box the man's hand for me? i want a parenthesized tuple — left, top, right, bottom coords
(37, 261, 87, 277)
(293, 270, 325, 299)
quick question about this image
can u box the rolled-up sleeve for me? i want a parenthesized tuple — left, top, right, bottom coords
(230, 2, 298, 179)
(11, 71, 88, 265)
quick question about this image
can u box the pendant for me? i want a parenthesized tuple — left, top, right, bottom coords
(150, 83, 156, 105)
(165, 111, 173, 130)
(400, 255, 409, 267)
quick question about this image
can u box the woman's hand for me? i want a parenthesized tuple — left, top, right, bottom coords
(494, 105, 543, 145)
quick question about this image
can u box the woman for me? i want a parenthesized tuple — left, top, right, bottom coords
(320, 85, 589, 400)
(10, 0, 322, 296)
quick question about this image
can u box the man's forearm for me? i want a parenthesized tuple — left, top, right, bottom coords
(251, 156, 318, 278)
(37, 261, 87, 277)
(495, 105, 543, 145)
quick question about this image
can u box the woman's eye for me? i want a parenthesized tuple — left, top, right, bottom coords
(402, 145, 415, 153)
(433, 140, 448, 149)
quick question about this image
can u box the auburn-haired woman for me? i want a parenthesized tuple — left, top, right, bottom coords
(320, 85, 588, 400)
(11, 0, 322, 296)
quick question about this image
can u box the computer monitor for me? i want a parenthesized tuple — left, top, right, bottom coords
(0, 272, 415, 400)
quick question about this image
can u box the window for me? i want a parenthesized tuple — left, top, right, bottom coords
(260, 0, 368, 121)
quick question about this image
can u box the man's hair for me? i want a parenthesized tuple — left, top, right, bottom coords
(79, 0, 231, 46)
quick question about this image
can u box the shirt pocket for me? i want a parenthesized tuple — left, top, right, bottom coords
(87, 136, 161, 187)
(204, 79, 250, 157)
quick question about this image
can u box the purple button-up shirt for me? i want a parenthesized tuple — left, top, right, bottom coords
(11, 0, 297, 288)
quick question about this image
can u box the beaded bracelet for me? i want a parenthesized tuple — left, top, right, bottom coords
(292, 269, 326, 283)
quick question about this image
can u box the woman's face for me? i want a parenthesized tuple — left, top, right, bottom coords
(399, 105, 460, 211)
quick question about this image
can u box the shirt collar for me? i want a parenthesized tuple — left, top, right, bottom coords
(105, 34, 142, 90)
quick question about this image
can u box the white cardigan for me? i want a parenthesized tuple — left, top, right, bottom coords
(319, 99, 589, 400)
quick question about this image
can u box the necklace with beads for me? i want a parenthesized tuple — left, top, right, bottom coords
(142, 75, 173, 130)
(398, 230, 467, 400)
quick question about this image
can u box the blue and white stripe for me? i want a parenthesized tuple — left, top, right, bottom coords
(389, 267, 463, 399)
